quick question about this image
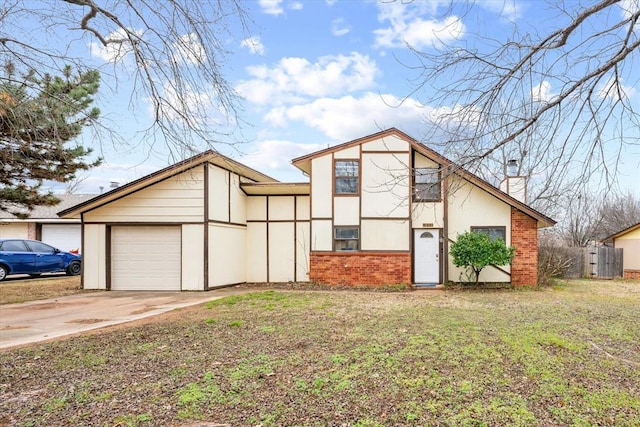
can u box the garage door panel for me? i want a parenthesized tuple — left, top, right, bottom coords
(42, 224, 81, 253)
(111, 226, 181, 291)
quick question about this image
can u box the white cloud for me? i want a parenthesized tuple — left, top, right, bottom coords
(236, 52, 379, 105)
(241, 36, 265, 55)
(264, 92, 426, 141)
(619, 0, 640, 19)
(597, 77, 637, 101)
(478, 0, 523, 21)
(89, 28, 141, 62)
(241, 140, 323, 172)
(374, 2, 465, 49)
(173, 33, 206, 65)
(259, 0, 284, 15)
(531, 81, 556, 103)
(331, 17, 351, 36)
(290, 2, 303, 11)
(325, 0, 338, 5)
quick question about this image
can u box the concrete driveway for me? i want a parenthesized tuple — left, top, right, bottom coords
(0, 288, 248, 350)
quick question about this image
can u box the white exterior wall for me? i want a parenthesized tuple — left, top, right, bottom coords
(269, 222, 295, 282)
(230, 172, 247, 224)
(182, 224, 205, 290)
(296, 222, 311, 281)
(209, 224, 246, 287)
(616, 228, 640, 270)
(312, 219, 332, 251)
(0, 223, 29, 238)
(334, 197, 360, 225)
(362, 135, 408, 151)
(84, 167, 205, 223)
(82, 224, 106, 289)
(247, 197, 267, 221)
(334, 146, 360, 158)
(311, 155, 332, 218)
(269, 197, 295, 221)
(209, 165, 230, 222)
(361, 152, 410, 218)
(448, 178, 512, 282)
(296, 196, 310, 220)
(361, 219, 410, 250)
(246, 222, 267, 282)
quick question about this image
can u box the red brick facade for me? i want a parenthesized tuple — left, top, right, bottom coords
(309, 252, 411, 286)
(510, 208, 538, 286)
(623, 270, 640, 280)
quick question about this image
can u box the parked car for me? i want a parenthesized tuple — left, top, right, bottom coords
(0, 239, 82, 281)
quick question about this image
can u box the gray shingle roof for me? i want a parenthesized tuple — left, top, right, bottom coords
(0, 194, 97, 220)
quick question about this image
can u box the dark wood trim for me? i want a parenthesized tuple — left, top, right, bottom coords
(293, 196, 297, 281)
(360, 150, 410, 154)
(310, 250, 411, 255)
(490, 264, 512, 277)
(227, 170, 232, 223)
(208, 219, 247, 228)
(247, 219, 310, 224)
(360, 216, 411, 221)
(80, 213, 85, 289)
(105, 225, 111, 290)
(266, 196, 270, 282)
(204, 163, 210, 290)
(310, 217, 333, 220)
(409, 151, 415, 284)
(443, 171, 449, 283)
(83, 221, 203, 225)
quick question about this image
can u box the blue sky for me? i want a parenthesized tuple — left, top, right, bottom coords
(30, 0, 638, 197)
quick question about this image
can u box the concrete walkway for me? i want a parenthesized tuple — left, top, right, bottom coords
(0, 288, 248, 350)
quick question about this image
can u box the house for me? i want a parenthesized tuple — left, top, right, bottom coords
(0, 194, 95, 253)
(58, 128, 555, 291)
(603, 222, 640, 280)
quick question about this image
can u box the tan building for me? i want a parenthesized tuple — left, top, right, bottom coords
(59, 129, 555, 291)
(604, 222, 640, 280)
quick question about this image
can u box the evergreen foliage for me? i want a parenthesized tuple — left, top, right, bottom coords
(450, 231, 516, 285)
(0, 62, 101, 217)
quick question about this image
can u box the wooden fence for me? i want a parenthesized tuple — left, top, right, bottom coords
(551, 246, 624, 279)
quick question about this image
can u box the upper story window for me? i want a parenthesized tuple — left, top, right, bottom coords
(334, 160, 359, 194)
(471, 226, 506, 242)
(413, 167, 440, 202)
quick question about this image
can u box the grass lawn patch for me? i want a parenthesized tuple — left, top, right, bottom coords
(1, 280, 638, 426)
(0, 276, 96, 305)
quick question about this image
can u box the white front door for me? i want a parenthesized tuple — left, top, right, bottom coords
(414, 229, 440, 284)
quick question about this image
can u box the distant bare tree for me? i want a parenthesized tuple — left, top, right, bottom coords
(407, 0, 639, 211)
(1, 0, 252, 155)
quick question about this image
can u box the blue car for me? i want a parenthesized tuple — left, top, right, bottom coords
(0, 239, 82, 281)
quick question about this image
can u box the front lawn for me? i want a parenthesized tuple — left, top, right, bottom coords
(1, 280, 638, 426)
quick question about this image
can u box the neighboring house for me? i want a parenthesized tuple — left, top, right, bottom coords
(0, 194, 95, 253)
(59, 128, 555, 291)
(603, 222, 640, 280)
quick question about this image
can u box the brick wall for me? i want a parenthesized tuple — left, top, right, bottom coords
(511, 208, 538, 286)
(623, 269, 640, 280)
(309, 252, 411, 286)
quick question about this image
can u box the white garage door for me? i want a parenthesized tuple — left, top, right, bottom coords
(0, 223, 29, 238)
(42, 224, 81, 253)
(111, 226, 181, 291)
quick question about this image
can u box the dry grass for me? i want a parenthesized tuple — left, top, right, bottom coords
(0, 276, 93, 305)
(0, 279, 638, 426)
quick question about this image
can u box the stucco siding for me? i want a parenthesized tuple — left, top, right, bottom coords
(447, 178, 512, 282)
(247, 196, 267, 221)
(269, 196, 295, 221)
(411, 203, 445, 228)
(414, 153, 439, 168)
(362, 135, 409, 152)
(296, 196, 310, 220)
(208, 165, 230, 222)
(296, 222, 311, 282)
(229, 172, 247, 224)
(311, 219, 332, 251)
(82, 224, 106, 290)
(269, 222, 295, 282)
(616, 238, 640, 270)
(84, 167, 205, 223)
(311, 155, 332, 218)
(334, 145, 360, 159)
(0, 223, 29, 238)
(361, 219, 410, 251)
(182, 224, 205, 290)
(246, 222, 267, 282)
(209, 224, 246, 287)
(361, 153, 410, 218)
(334, 197, 360, 225)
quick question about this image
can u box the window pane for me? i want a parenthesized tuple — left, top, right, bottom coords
(335, 228, 359, 239)
(335, 240, 359, 251)
(25, 241, 56, 253)
(415, 168, 438, 184)
(414, 168, 440, 201)
(335, 161, 358, 177)
(0, 240, 28, 251)
(415, 183, 439, 201)
(335, 178, 358, 194)
(472, 227, 505, 242)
